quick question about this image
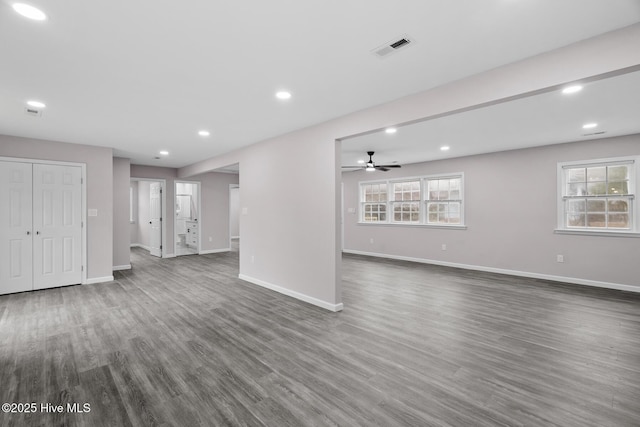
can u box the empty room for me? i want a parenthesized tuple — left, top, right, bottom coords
(1, 1, 640, 426)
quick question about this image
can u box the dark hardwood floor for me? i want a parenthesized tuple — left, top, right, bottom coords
(1, 247, 640, 426)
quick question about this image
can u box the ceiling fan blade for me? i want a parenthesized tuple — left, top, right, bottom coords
(341, 165, 365, 168)
(376, 164, 402, 168)
(377, 167, 390, 172)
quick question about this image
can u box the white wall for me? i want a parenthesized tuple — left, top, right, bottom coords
(343, 134, 640, 290)
(0, 135, 114, 283)
(178, 24, 640, 311)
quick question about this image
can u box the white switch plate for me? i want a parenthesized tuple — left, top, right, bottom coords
(88, 209, 98, 217)
(241, 207, 248, 215)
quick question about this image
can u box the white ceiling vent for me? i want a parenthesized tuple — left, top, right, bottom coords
(583, 131, 606, 137)
(372, 35, 414, 58)
(24, 107, 42, 117)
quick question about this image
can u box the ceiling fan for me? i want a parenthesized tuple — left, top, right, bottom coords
(343, 151, 402, 172)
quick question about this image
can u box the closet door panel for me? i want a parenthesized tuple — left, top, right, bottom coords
(0, 161, 33, 295)
(33, 164, 82, 290)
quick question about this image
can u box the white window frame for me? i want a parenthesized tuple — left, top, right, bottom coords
(360, 182, 388, 223)
(358, 173, 465, 228)
(390, 179, 422, 224)
(556, 156, 639, 237)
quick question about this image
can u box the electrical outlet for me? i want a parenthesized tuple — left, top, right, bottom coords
(370, 238, 374, 244)
(557, 254, 564, 263)
(441, 244, 447, 251)
(209, 236, 212, 242)
(251, 255, 255, 263)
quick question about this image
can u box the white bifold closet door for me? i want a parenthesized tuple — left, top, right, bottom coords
(0, 161, 82, 295)
(0, 161, 33, 294)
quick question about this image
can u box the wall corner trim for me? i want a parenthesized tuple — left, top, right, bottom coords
(113, 265, 132, 271)
(84, 276, 115, 285)
(238, 274, 344, 312)
(342, 249, 640, 294)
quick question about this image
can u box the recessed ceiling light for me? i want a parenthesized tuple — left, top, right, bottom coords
(275, 91, 291, 100)
(385, 127, 397, 134)
(357, 160, 365, 164)
(582, 123, 598, 129)
(562, 85, 583, 94)
(198, 130, 210, 137)
(440, 145, 450, 151)
(12, 3, 47, 20)
(159, 150, 169, 156)
(27, 100, 46, 108)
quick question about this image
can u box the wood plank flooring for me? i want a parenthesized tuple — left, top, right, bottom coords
(1, 247, 640, 426)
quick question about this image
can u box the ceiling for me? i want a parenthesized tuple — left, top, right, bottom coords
(1, 1, 639, 168)
(342, 70, 640, 168)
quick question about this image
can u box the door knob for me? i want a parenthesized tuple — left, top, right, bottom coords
(36, 231, 40, 235)
(26, 231, 30, 235)
(149, 221, 152, 224)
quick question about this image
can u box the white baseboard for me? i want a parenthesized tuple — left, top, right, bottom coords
(199, 248, 231, 255)
(342, 249, 640, 294)
(163, 253, 176, 258)
(113, 264, 131, 271)
(84, 275, 115, 285)
(130, 243, 150, 251)
(238, 274, 344, 312)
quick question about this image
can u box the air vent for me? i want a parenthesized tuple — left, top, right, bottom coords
(582, 131, 606, 137)
(372, 35, 414, 58)
(24, 107, 42, 117)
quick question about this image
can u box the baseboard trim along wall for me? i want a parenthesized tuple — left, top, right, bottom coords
(238, 274, 344, 312)
(342, 249, 640, 294)
(130, 243, 150, 251)
(84, 276, 115, 285)
(199, 248, 231, 255)
(113, 265, 131, 271)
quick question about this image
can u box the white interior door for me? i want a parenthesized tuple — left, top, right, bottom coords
(149, 182, 162, 257)
(32, 164, 82, 290)
(0, 161, 34, 295)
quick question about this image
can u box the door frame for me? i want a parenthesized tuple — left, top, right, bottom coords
(0, 156, 87, 285)
(229, 183, 240, 249)
(131, 178, 167, 258)
(174, 180, 201, 255)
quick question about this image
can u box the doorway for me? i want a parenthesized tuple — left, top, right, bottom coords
(174, 181, 200, 256)
(130, 178, 166, 258)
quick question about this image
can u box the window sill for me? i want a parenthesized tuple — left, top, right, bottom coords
(358, 222, 467, 230)
(554, 229, 640, 238)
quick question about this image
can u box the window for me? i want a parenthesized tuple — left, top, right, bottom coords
(558, 157, 637, 233)
(361, 183, 387, 222)
(392, 181, 420, 223)
(359, 174, 464, 226)
(426, 177, 462, 225)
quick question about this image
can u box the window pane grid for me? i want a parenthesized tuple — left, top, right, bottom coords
(426, 177, 462, 224)
(392, 181, 421, 222)
(359, 175, 463, 226)
(563, 162, 634, 230)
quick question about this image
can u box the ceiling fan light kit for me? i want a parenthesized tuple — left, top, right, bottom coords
(342, 151, 402, 172)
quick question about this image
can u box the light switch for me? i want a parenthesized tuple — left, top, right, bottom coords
(88, 209, 98, 217)
(241, 207, 248, 215)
